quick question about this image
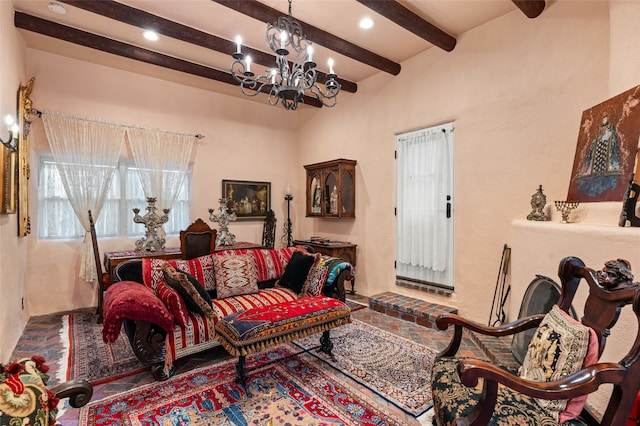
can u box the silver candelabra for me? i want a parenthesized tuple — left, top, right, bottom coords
(133, 197, 170, 251)
(209, 198, 237, 246)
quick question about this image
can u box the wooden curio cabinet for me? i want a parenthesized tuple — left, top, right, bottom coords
(304, 159, 356, 218)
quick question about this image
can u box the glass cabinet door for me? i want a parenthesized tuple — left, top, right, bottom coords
(341, 170, 354, 216)
(309, 175, 322, 215)
(325, 171, 337, 215)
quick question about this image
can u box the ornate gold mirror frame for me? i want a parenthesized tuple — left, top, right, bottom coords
(17, 77, 35, 236)
(0, 148, 17, 214)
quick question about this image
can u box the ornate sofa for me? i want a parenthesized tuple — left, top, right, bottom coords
(102, 246, 353, 380)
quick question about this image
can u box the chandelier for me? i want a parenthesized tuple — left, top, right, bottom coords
(231, 0, 341, 110)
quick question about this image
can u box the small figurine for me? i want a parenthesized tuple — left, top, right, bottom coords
(527, 185, 549, 221)
(330, 185, 338, 214)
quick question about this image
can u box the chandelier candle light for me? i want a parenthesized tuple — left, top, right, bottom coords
(231, 0, 341, 110)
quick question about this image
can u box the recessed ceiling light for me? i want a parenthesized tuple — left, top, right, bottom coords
(47, 1, 66, 14)
(143, 30, 159, 41)
(359, 17, 374, 29)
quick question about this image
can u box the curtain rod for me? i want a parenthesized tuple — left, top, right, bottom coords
(31, 108, 205, 139)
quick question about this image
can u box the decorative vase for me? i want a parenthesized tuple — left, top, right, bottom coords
(132, 197, 170, 251)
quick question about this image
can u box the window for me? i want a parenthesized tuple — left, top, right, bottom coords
(38, 158, 190, 239)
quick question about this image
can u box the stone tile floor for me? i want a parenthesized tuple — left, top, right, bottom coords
(10, 293, 501, 425)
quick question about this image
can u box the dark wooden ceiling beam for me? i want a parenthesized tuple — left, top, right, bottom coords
(356, 0, 456, 52)
(58, 0, 357, 93)
(512, 0, 545, 18)
(211, 0, 401, 76)
(13, 12, 324, 108)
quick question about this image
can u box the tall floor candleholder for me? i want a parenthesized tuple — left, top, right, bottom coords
(282, 193, 293, 247)
(555, 200, 579, 224)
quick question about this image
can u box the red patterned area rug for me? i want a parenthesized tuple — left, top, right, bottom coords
(295, 319, 437, 417)
(61, 310, 147, 385)
(78, 346, 406, 425)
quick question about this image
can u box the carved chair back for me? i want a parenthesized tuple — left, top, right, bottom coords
(262, 210, 276, 249)
(180, 218, 217, 260)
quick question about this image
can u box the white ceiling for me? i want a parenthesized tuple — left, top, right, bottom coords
(12, 0, 519, 105)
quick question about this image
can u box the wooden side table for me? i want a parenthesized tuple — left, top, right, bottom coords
(294, 240, 357, 294)
(103, 242, 266, 281)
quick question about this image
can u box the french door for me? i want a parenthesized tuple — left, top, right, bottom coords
(396, 122, 454, 288)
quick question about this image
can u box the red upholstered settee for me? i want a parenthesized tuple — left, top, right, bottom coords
(103, 246, 353, 380)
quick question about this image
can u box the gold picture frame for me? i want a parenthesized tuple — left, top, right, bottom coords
(0, 148, 17, 214)
(222, 180, 271, 221)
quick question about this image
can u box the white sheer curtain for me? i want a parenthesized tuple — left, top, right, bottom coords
(396, 124, 453, 280)
(42, 114, 125, 281)
(126, 128, 194, 222)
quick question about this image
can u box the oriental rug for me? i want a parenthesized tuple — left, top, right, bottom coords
(78, 346, 407, 426)
(294, 319, 437, 416)
(61, 311, 147, 385)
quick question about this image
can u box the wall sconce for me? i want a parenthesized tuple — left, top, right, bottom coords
(0, 115, 19, 151)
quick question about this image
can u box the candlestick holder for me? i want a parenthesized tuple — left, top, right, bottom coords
(554, 200, 579, 224)
(133, 197, 170, 251)
(209, 198, 237, 246)
(282, 193, 293, 247)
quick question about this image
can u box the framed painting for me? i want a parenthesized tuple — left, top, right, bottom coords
(222, 180, 271, 221)
(567, 84, 640, 202)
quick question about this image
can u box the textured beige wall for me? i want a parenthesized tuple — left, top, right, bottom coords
(0, 0, 28, 364)
(297, 1, 612, 321)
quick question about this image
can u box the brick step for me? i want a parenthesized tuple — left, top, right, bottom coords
(368, 292, 458, 329)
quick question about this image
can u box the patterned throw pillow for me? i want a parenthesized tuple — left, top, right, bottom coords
(300, 256, 329, 297)
(276, 251, 320, 294)
(213, 254, 259, 299)
(519, 305, 595, 422)
(155, 281, 190, 327)
(162, 263, 213, 316)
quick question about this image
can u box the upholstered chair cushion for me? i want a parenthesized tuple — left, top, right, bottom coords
(162, 263, 213, 316)
(0, 357, 58, 426)
(519, 305, 598, 422)
(213, 254, 259, 299)
(276, 251, 320, 294)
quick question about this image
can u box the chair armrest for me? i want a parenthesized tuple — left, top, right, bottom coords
(436, 312, 545, 357)
(455, 359, 626, 426)
(50, 379, 93, 408)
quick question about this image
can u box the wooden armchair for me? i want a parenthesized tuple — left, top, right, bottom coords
(179, 218, 217, 260)
(88, 210, 110, 324)
(431, 256, 640, 426)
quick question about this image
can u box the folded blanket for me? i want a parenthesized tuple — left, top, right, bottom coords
(102, 281, 174, 343)
(323, 256, 355, 285)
